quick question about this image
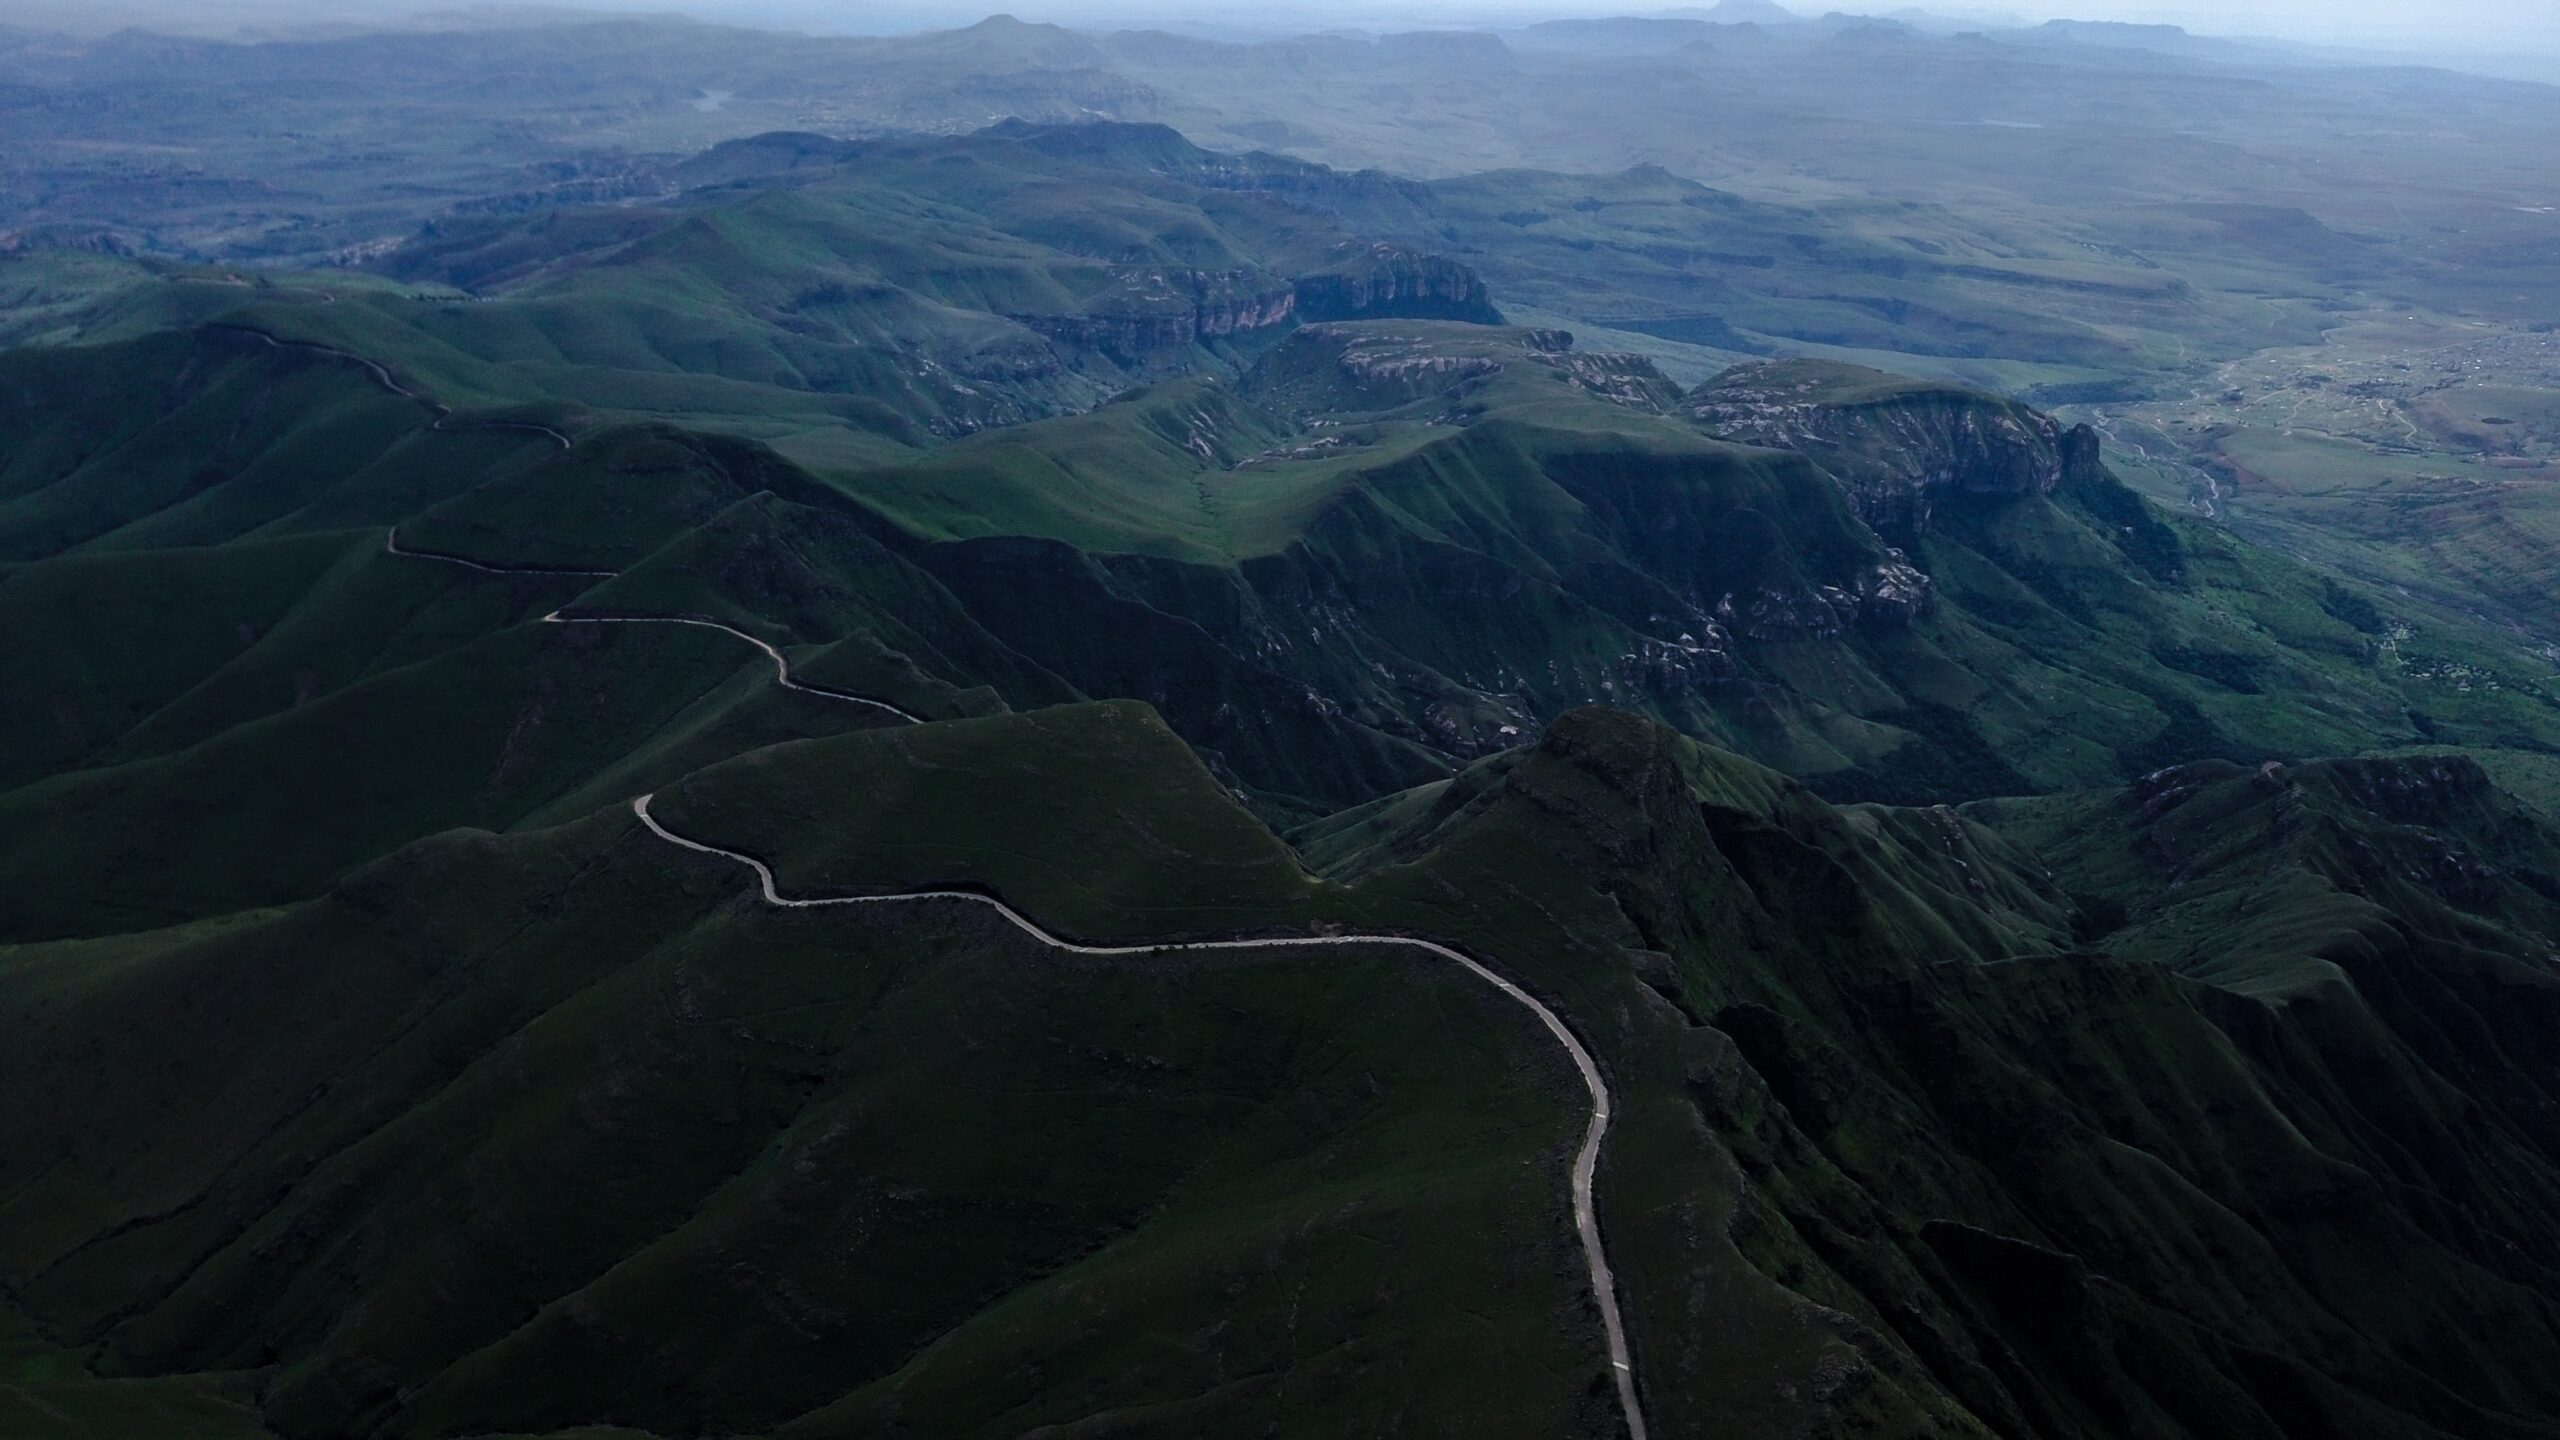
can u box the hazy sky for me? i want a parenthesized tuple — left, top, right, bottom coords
(1858, 0, 2556, 50)
(688, 0, 2557, 56)
(25, 0, 2560, 66)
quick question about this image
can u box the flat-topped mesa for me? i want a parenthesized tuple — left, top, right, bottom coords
(1250, 321, 1683, 415)
(1008, 245, 1498, 368)
(1685, 359, 2105, 536)
(1292, 242, 1503, 325)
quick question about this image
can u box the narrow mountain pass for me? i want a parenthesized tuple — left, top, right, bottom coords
(543, 613, 929, 722)
(387, 485, 1649, 1430)
(630, 791, 1650, 1440)
(383, 527, 930, 721)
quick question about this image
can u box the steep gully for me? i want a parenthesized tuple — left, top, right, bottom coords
(377, 423, 1649, 1440)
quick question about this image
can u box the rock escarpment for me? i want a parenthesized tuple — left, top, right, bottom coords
(1292, 242, 1502, 324)
(1010, 267, 1298, 365)
(1687, 358, 2105, 535)
(1249, 321, 1680, 416)
(1004, 243, 1500, 369)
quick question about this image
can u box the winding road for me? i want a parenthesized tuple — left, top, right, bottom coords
(632, 793, 1647, 1439)
(379, 527, 926, 721)
(380, 436, 1647, 1439)
(211, 324, 574, 449)
(386, 525, 616, 577)
(539, 612, 928, 723)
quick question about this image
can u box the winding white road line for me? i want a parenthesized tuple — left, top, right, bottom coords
(354, 355, 1646, 1425)
(378, 536, 925, 723)
(629, 792, 1646, 1439)
(542, 612, 927, 723)
(385, 526, 618, 577)
(210, 325, 572, 449)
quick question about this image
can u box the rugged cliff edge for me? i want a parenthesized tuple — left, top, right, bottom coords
(1292, 241, 1503, 325)
(1687, 358, 2105, 536)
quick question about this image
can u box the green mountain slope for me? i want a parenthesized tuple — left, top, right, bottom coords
(0, 328, 555, 561)
(326, 123, 1500, 448)
(12, 306, 2560, 942)
(10, 112, 2560, 1440)
(8, 705, 2560, 1438)
(0, 706, 1602, 1440)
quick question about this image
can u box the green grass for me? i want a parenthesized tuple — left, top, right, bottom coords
(12, 95, 2560, 1440)
(653, 701, 1323, 938)
(2391, 745, 2560, 822)
(0, 330, 557, 561)
(826, 378, 1294, 563)
(9, 693, 2560, 1438)
(0, 742, 1600, 1439)
(398, 422, 852, 572)
(1972, 751, 2560, 998)
(0, 615, 887, 941)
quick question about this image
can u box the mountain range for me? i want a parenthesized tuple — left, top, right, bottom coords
(5, 15, 2560, 1440)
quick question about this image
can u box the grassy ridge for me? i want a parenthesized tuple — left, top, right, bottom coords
(12, 309, 2558, 934)
(652, 700, 1321, 939)
(0, 724, 1602, 1439)
(14, 701, 2560, 1436)
(0, 616, 891, 940)
(8, 108, 2560, 1440)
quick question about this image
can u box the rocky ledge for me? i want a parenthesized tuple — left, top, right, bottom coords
(1293, 242, 1502, 324)
(1717, 555, 1939, 641)
(1686, 358, 2105, 534)
(1010, 267, 1297, 364)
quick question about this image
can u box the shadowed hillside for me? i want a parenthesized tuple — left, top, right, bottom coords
(7, 56, 2560, 1440)
(7, 705, 2560, 1437)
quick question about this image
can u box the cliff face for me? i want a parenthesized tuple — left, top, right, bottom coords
(1249, 322, 1679, 418)
(1687, 359, 2104, 535)
(1007, 243, 1496, 370)
(1011, 267, 1297, 365)
(1292, 242, 1503, 324)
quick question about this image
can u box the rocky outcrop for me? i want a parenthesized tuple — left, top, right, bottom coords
(1716, 554, 1938, 641)
(1544, 349, 1684, 413)
(1250, 323, 1680, 416)
(0, 224, 143, 257)
(1250, 324, 1508, 412)
(1857, 553, 1938, 627)
(1622, 627, 1738, 689)
(1293, 243, 1502, 324)
(1342, 349, 1504, 389)
(1686, 359, 2105, 535)
(1010, 268, 1295, 365)
(1720, 585, 1847, 641)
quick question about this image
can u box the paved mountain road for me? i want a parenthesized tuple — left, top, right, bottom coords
(380, 527, 927, 721)
(633, 792, 1649, 1440)
(386, 526, 617, 577)
(212, 324, 573, 449)
(381, 477, 1648, 1438)
(539, 612, 927, 723)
